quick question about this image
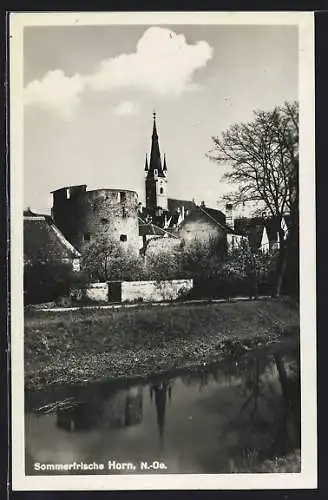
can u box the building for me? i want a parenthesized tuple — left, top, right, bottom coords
(234, 215, 290, 252)
(39, 112, 248, 262)
(24, 209, 81, 271)
(140, 113, 243, 252)
(138, 216, 180, 257)
(51, 185, 140, 254)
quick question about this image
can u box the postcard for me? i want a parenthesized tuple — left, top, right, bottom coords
(9, 11, 316, 491)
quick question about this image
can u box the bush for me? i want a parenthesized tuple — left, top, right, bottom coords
(180, 238, 279, 300)
(145, 250, 182, 281)
(82, 236, 145, 282)
(180, 237, 224, 280)
(24, 261, 88, 305)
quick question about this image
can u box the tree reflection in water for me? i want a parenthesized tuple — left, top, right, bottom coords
(177, 349, 300, 471)
(223, 349, 300, 471)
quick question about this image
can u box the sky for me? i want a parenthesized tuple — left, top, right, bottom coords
(23, 23, 298, 214)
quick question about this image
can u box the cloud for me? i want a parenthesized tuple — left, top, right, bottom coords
(24, 27, 213, 119)
(112, 101, 140, 116)
(24, 70, 84, 121)
(87, 27, 213, 95)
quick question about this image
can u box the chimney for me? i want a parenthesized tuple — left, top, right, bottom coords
(225, 203, 234, 229)
(200, 200, 205, 208)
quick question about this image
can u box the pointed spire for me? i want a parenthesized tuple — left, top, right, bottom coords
(144, 153, 149, 171)
(163, 153, 167, 172)
(152, 382, 168, 446)
(152, 110, 158, 138)
(148, 111, 164, 176)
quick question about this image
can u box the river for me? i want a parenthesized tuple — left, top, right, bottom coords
(25, 344, 300, 474)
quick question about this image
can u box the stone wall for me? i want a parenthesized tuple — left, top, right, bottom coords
(73, 279, 193, 304)
(83, 283, 108, 302)
(120, 279, 193, 303)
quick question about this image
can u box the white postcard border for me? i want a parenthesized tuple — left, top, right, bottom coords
(10, 10, 316, 491)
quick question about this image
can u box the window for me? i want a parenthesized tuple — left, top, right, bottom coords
(120, 234, 127, 242)
(122, 207, 127, 218)
(101, 218, 109, 224)
(160, 187, 164, 194)
(119, 191, 126, 203)
(84, 233, 91, 242)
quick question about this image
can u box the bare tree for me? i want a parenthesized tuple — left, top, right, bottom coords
(208, 101, 299, 296)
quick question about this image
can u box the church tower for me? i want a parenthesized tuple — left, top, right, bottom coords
(145, 112, 168, 213)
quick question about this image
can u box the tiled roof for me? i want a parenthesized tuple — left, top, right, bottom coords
(199, 206, 227, 229)
(167, 198, 196, 213)
(24, 214, 81, 262)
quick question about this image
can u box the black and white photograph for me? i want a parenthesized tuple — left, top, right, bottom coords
(10, 11, 316, 490)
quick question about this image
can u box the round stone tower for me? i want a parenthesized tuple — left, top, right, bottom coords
(51, 185, 140, 253)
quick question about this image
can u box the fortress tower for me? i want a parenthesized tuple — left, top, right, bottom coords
(145, 112, 168, 214)
(51, 185, 140, 253)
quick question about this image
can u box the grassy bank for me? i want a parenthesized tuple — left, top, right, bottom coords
(25, 297, 299, 390)
(229, 449, 301, 473)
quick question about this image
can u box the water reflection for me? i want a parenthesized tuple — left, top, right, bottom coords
(25, 346, 300, 474)
(219, 352, 300, 471)
(150, 380, 174, 446)
(56, 387, 143, 432)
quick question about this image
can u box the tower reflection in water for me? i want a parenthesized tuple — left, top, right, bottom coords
(150, 380, 174, 446)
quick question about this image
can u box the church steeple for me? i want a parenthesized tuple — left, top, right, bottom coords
(145, 111, 168, 213)
(148, 111, 164, 177)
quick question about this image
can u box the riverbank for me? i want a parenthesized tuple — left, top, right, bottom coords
(229, 449, 301, 473)
(25, 297, 299, 390)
